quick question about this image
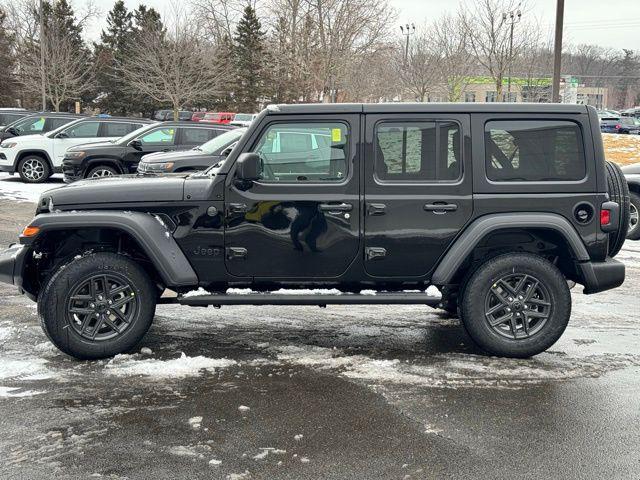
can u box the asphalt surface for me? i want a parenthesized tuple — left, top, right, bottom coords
(0, 197, 639, 480)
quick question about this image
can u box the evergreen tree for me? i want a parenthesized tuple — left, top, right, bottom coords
(616, 49, 639, 110)
(0, 8, 17, 106)
(233, 5, 267, 112)
(209, 35, 237, 110)
(94, 1, 133, 115)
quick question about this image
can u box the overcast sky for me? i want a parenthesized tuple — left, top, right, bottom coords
(83, 0, 640, 51)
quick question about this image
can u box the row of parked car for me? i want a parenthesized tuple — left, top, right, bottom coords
(0, 109, 247, 183)
(152, 109, 257, 127)
(597, 108, 640, 135)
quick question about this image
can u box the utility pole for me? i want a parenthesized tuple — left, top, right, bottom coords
(400, 23, 415, 66)
(552, 0, 565, 103)
(39, 0, 46, 111)
(502, 9, 522, 101)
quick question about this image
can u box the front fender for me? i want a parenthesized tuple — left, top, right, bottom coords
(23, 211, 198, 287)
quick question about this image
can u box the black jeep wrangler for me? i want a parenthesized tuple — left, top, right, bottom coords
(0, 103, 629, 360)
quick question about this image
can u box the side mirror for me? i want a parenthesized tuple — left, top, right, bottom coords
(55, 131, 69, 139)
(235, 153, 261, 181)
(129, 139, 143, 151)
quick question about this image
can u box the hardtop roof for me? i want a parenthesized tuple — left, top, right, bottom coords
(266, 102, 590, 115)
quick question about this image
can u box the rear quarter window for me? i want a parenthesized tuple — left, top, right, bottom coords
(485, 120, 586, 182)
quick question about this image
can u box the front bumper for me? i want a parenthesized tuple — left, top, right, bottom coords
(62, 160, 82, 183)
(0, 244, 28, 288)
(579, 258, 625, 294)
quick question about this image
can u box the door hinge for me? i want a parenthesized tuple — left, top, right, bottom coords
(365, 247, 387, 261)
(226, 247, 248, 260)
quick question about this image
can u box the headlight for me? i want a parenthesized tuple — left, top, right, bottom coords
(0, 142, 17, 148)
(64, 151, 86, 159)
(143, 162, 174, 172)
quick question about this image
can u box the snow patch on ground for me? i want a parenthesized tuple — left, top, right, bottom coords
(105, 352, 236, 378)
(0, 386, 45, 397)
(272, 344, 640, 389)
(0, 357, 52, 381)
(0, 173, 63, 202)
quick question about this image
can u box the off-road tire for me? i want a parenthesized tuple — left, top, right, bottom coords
(460, 253, 571, 358)
(626, 191, 640, 240)
(87, 165, 119, 179)
(38, 252, 156, 360)
(605, 160, 629, 256)
(18, 155, 51, 183)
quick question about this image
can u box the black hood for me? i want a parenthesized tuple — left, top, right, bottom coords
(141, 148, 212, 163)
(621, 163, 640, 175)
(43, 174, 188, 206)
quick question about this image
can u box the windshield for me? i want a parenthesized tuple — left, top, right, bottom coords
(115, 122, 160, 144)
(198, 128, 246, 155)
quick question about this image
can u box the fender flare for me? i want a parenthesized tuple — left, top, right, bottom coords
(26, 210, 198, 287)
(83, 157, 126, 175)
(431, 212, 590, 285)
(16, 149, 54, 170)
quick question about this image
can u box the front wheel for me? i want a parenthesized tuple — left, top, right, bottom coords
(18, 155, 51, 183)
(87, 165, 119, 179)
(626, 191, 640, 240)
(38, 252, 156, 360)
(460, 253, 571, 358)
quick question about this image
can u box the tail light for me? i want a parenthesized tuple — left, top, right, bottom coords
(616, 124, 621, 129)
(600, 201, 619, 233)
(600, 208, 611, 227)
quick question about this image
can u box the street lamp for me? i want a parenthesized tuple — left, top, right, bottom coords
(400, 23, 416, 65)
(502, 9, 522, 101)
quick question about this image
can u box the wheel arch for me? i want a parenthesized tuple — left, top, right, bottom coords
(16, 150, 54, 170)
(431, 213, 589, 287)
(22, 211, 198, 296)
(83, 157, 126, 176)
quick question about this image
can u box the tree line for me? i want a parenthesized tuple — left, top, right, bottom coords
(0, 0, 638, 119)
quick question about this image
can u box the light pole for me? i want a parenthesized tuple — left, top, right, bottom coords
(551, 0, 565, 103)
(502, 9, 522, 101)
(400, 23, 415, 66)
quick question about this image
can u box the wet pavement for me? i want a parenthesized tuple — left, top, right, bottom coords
(0, 198, 638, 479)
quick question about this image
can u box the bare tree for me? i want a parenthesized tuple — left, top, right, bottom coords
(395, 31, 441, 102)
(118, 4, 224, 120)
(461, 0, 536, 101)
(430, 14, 474, 102)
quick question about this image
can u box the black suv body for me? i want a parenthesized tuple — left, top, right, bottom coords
(63, 122, 235, 182)
(137, 127, 245, 174)
(0, 103, 628, 360)
(0, 113, 84, 142)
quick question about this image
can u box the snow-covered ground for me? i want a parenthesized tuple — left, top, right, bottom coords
(0, 173, 64, 203)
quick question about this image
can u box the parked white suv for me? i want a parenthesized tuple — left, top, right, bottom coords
(0, 116, 151, 183)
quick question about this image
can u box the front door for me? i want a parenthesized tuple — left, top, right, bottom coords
(363, 113, 473, 278)
(53, 120, 101, 166)
(224, 115, 360, 278)
(122, 125, 179, 168)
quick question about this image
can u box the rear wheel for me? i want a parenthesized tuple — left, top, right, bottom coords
(626, 191, 640, 240)
(460, 253, 571, 358)
(38, 252, 156, 360)
(605, 160, 630, 255)
(18, 155, 51, 183)
(87, 165, 118, 179)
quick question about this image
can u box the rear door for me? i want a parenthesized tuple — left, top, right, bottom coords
(224, 115, 360, 278)
(177, 126, 220, 150)
(363, 113, 473, 277)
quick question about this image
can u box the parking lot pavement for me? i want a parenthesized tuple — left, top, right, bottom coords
(0, 197, 639, 480)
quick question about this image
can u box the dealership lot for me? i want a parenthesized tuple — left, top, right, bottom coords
(0, 189, 638, 479)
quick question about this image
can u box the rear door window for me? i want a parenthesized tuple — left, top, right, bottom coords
(48, 117, 75, 131)
(485, 120, 586, 182)
(180, 127, 219, 146)
(102, 122, 139, 137)
(375, 121, 462, 182)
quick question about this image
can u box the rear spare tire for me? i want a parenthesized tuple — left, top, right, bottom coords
(605, 160, 629, 256)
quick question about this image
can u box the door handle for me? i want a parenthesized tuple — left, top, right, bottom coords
(424, 203, 458, 214)
(318, 203, 353, 212)
(226, 247, 247, 260)
(365, 247, 387, 261)
(367, 203, 386, 216)
(228, 203, 248, 214)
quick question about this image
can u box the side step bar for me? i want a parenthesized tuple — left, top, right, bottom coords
(178, 293, 442, 307)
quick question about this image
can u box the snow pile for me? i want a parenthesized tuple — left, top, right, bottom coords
(105, 352, 236, 378)
(188, 416, 203, 429)
(0, 173, 63, 203)
(273, 345, 640, 389)
(0, 386, 44, 398)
